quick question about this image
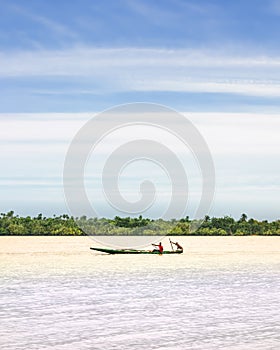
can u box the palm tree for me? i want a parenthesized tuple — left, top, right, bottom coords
(239, 213, 248, 222)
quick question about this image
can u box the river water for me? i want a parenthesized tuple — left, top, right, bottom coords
(0, 236, 279, 349)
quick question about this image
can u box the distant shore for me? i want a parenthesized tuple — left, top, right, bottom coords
(1, 211, 279, 236)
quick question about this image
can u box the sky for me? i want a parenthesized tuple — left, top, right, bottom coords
(0, 0, 280, 220)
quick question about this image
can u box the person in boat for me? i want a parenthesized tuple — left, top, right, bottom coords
(152, 242, 163, 254)
(170, 241, 183, 252)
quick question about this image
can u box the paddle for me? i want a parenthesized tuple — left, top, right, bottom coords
(169, 238, 174, 251)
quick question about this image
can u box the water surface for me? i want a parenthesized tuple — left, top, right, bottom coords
(0, 236, 279, 349)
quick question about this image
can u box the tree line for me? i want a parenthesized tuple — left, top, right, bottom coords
(0, 211, 279, 236)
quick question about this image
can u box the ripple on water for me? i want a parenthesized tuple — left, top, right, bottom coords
(0, 237, 279, 349)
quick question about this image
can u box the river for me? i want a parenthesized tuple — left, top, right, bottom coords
(0, 236, 279, 349)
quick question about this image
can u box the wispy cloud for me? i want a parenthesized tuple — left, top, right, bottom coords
(1, 47, 280, 97)
(10, 4, 79, 40)
(268, 0, 280, 15)
(125, 0, 221, 23)
(125, 0, 180, 25)
(0, 112, 279, 218)
(1, 111, 279, 154)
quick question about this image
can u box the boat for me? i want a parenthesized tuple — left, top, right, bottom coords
(90, 247, 183, 254)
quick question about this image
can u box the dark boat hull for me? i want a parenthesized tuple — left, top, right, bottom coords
(90, 247, 183, 254)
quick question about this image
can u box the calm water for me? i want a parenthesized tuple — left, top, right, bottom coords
(0, 236, 279, 350)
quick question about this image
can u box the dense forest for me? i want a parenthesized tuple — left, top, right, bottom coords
(0, 211, 279, 236)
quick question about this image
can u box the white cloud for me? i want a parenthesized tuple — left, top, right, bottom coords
(1, 111, 280, 153)
(187, 112, 280, 155)
(0, 113, 88, 142)
(0, 112, 279, 218)
(1, 47, 280, 97)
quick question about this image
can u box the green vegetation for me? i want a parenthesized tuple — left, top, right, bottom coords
(0, 211, 279, 236)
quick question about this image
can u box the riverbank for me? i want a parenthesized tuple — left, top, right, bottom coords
(1, 212, 280, 236)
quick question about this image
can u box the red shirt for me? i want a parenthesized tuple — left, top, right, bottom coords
(159, 244, 163, 253)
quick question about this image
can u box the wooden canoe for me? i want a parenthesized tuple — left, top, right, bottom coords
(90, 247, 183, 254)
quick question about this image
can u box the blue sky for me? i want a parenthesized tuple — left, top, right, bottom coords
(0, 0, 280, 219)
(1, 0, 280, 112)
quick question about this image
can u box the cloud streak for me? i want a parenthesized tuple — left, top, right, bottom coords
(10, 4, 78, 40)
(1, 47, 280, 97)
(0, 112, 279, 219)
(1, 112, 279, 154)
